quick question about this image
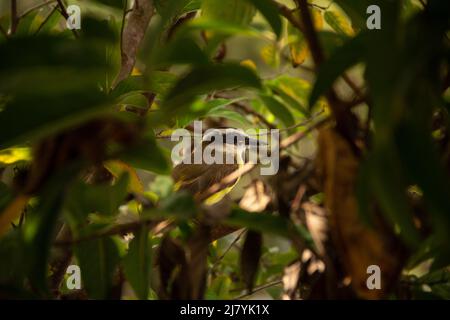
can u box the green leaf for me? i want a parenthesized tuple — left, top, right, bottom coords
(188, 18, 259, 38)
(93, 0, 124, 9)
(394, 123, 450, 249)
(317, 31, 349, 57)
(309, 33, 366, 108)
(74, 236, 120, 299)
(260, 43, 280, 68)
(149, 175, 174, 199)
(206, 106, 252, 126)
(175, 97, 248, 127)
(36, 7, 61, 35)
(0, 36, 110, 93)
(240, 231, 262, 292)
(0, 35, 113, 149)
(369, 146, 421, 248)
(201, 0, 256, 27)
(418, 268, 450, 286)
(266, 75, 310, 116)
(112, 72, 177, 101)
(155, 0, 196, 19)
(0, 90, 112, 149)
(65, 174, 130, 226)
(163, 63, 261, 111)
(0, 230, 27, 291)
(225, 208, 290, 236)
(245, 0, 282, 38)
(81, 16, 118, 43)
(23, 164, 82, 295)
(16, 11, 40, 36)
(259, 94, 295, 127)
(157, 33, 210, 66)
(287, 26, 308, 67)
(120, 94, 149, 110)
(324, 9, 355, 37)
(120, 135, 171, 175)
(158, 191, 197, 219)
(334, 0, 372, 30)
(123, 227, 152, 299)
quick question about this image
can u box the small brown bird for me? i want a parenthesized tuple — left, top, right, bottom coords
(172, 128, 262, 205)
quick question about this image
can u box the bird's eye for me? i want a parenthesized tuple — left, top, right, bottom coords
(234, 136, 238, 144)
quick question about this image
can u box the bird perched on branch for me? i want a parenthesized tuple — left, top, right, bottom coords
(172, 128, 263, 205)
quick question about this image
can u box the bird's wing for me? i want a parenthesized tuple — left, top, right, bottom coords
(172, 163, 239, 199)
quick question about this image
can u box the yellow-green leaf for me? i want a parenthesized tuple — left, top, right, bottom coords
(288, 33, 308, 67)
(325, 10, 355, 37)
(260, 43, 280, 68)
(0, 147, 31, 165)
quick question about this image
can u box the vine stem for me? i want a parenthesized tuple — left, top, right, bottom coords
(10, 0, 18, 35)
(56, 0, 79, 38)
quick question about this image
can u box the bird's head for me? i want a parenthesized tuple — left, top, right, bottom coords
(202, 128, 267, 164)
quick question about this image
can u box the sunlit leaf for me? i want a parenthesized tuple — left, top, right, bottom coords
(260, 43, 280, 68)
(163, 63, 261, 112)
(0, 147, 31, 165)
(324, 9, 355, 37)
(259, 94, 295, 127)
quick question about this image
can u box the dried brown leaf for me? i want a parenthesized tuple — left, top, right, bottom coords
(282, 261, 301, 300)
(317, 128, 403, 299)
(239, 180, 271, 213)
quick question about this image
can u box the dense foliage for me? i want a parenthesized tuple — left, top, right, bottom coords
(0, 0, 449, 300)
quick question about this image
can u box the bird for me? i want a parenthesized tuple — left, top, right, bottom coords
(172, 128, 263, 205)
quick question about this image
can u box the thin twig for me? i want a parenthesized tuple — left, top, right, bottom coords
(56, 0, 79, 38)
(233, 279, 282, 300)
(294, 0, 359, 154)
(211, 229, 246, 271)
(119, 0, 129, 61)
(34, 5, 58, 35)
(280, 110, 324, 132)
(53, 219, 172, 246)
(280, 115, 330, 149)
(10, 0, 18, 35)
(213, 93, 276, 129)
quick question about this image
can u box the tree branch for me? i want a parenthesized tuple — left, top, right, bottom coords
(233, 279, 283, 299)
(53, 219, 172, 246)
(56, 0, 79, 38)
(114, 0, 155, 87)
(10, 0, 18, 35)
(293, 0, 360, 155)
